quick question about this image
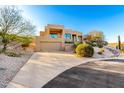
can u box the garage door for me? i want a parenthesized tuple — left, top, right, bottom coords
(40, 42, 62, 52)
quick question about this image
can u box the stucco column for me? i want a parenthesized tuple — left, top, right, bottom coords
(71, 34, 72, 42)
(35, 36, 41, 52)
(45, 26, 50, 38)
(75, 35, 77, 42)
(61, 29, 65, 50)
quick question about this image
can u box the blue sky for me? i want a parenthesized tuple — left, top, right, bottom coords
(20, 5, 124, 43)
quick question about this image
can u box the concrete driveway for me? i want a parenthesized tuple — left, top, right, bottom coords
(7, 52, 122, 88)
(7, 52, 93, 88)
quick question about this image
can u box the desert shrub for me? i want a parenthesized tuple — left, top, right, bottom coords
(76, 43, 94, 57)
(100, 48, 105, 52)
(98, 45, 103, 48)
(21, 43, 29, 47)
(86, 40, 96, 47)
(73, 42, 82, 53)
(85, 41, 92, 46)
(103, 41, 108, 46)
(17, 36, 33, 50)
(85, 40, 108, 48)
(0, 49, 2, 54)
(97, 51, 103, 55)
(5, 51, 21, 57)
(65, 41, 74, 44)
(121, 48, 124, 54)
(97, 48, 104, 55)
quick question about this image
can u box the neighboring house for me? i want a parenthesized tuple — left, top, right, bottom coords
(35, 24, 83, 52)
(89, 31, 104, 40)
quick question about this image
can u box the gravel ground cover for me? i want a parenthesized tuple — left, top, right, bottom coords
(0, 53, 32, 88)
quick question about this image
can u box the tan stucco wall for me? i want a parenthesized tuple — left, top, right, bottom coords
(35, 36, 41, 52)
(35, 24, 83, 52)
(40, 42, 62, 52)
(65, 44, 74, 52)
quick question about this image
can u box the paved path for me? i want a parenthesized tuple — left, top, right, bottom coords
(6, 52, 124, 88)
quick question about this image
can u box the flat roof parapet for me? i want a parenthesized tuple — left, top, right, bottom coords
(65, 29, 82, 34)
(44, 24, 83, 34)
(65, 29, 73, 31)
(47, 24, 64, 29)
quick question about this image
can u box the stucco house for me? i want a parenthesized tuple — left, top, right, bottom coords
(35, 24, 83, 52)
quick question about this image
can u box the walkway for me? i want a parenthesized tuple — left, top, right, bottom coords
(6, 52, 124, 88)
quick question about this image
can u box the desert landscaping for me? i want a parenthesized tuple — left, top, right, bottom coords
(0, 6, 124, 88)
(0, 53, 32, 87)
(0, 6, 35, 87)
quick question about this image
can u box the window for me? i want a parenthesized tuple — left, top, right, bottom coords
(77, 37, 80, 41)
(50, 34, 58, 38)
(64, 33, 71, 39)
(77, 36, 81, 42)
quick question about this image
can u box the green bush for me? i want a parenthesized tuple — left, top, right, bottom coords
(73, 42, 82, 53)
(86, 41, 96, 47)
(76, 43, 94, 57)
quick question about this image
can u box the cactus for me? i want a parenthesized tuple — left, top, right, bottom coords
(118, 35, 121, 50)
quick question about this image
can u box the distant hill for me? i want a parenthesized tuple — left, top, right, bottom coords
(108, 42, 124, 48)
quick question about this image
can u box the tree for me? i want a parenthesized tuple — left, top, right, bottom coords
(0, 6, 36, 52)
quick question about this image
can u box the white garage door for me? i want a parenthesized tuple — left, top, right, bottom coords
(40, 42, 62, 52)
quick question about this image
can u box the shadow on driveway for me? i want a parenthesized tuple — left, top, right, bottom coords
(43, 61, 124, 88)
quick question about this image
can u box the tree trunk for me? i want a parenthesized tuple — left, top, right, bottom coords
(2, 43, 7, 52)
